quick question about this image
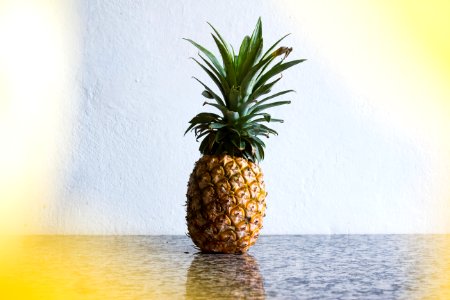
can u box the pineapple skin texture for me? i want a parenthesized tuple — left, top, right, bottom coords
(186, 154, 267, 254)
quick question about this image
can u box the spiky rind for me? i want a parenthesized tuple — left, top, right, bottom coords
(186, 155, 266, 254)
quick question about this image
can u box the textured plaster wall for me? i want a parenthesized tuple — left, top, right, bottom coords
(35, 0, 449, 234)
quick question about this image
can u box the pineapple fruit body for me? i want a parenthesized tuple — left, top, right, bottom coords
(186, 155, 266, 254)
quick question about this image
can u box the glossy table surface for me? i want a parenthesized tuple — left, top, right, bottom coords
(1, 235, 449, 299)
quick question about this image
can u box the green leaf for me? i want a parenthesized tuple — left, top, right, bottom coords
(231, 45, 237, 58)
(250, 100, 292, 114)
(211, 34, 236, 86)
(261, 34, 291, 60)
(239, 54, 274, 101)
(249, 18, 263, 59)
(199, 132, 214, 153)
(193, 124, 210, 136)
(249, 76, 282, 102)
(231, 136, 245, 151)
(244, 122, 279, 137)
(236, 112, 270, 125)
(253, 17, 263, 36)
(203, 102, 229, 116)
(257, 47, 295, 85)
(254, 59, 306, 91)
(183, 38, 225, 77)
(202, 90, 214, 99)
(240, 47, 295, 102)
(242, 150, 252, 161)
(237, 18, 263, 82)
(239, 140, 246, 150)
(196, 129, 212, 141)
(257, 123, 279, 135)
(229, 128, 242, 137)
(246, 137, 264, 162)
(197, 54, 230, 102)
(236, 36, 250, 77)
(225, 110, 239, 123)
(187, 123, 209, 136)
(207, 22, 233, 56)
(193, 123, 208, 133)
(209, 122, 227, 129)
(238, 40, 263, 84)
(240, 89, 294, 114)
(259, 89, 295, 102)
(189, 112, 221, 124)
(191, 57, 225, 98)
(231, 137, 240, 150)
(255, 140, 265, 161)
(243, 123, 268, 137)
(184, 123, 196, 135)
(192, 77, 226, 107)
(253, 117, 284, 123)
(229, 86, 241, 111)
(251, 135, 266, 148)
(214, 130, 226, 143)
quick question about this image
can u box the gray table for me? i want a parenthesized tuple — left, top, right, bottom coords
(3, 235, 449, 299)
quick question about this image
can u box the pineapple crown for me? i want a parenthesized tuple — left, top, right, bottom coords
(184, 18, 305, 162)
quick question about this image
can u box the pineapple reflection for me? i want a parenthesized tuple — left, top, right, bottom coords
(186, 254, 265, 299)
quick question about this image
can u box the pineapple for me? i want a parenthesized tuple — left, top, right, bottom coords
(185, 18, 304, 254)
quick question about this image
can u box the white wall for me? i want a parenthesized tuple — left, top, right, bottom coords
(20, 0, 450, 234)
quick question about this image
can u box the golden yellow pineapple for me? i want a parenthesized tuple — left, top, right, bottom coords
(187, 155, 266, 253)
(185, 18, 304, 254)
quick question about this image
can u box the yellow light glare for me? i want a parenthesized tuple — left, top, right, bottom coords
(0, 0, 78, 235)
(387, 0, 450, 81)
(280, 0, 450, 231)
